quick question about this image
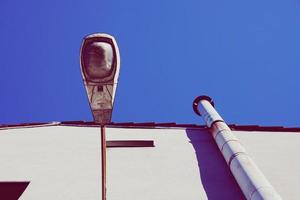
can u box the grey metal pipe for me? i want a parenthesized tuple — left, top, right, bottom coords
(193, 96, 281, 200)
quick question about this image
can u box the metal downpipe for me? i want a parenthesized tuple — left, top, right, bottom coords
(193, 96, 281, 200)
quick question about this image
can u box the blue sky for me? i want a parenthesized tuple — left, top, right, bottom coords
(1, 0, 300, 126)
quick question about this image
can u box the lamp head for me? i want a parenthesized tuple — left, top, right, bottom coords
(80, 33, 121, 123)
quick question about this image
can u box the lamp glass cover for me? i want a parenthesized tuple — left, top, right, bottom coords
(83, 41, 114, 80)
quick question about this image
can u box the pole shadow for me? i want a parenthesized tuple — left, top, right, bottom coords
(186, 129, 245, 200)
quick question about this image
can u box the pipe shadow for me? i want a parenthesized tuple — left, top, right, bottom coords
(186, 129, 245, 200)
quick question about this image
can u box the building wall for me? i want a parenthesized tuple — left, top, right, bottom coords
(2, 125, 299, 199)
(0, 126, 102, 200)
(106, 127, 244, 200)
(234, 131, 300, 200)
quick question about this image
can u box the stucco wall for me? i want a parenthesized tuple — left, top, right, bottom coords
(234, 131, 300, 200)
(106, 127, 244, 200)
(0, 126, 102, 200)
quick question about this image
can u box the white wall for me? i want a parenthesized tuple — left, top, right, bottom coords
(234, 131, 300, 200)
(106, 127, 244, 200)
(0, 126, 102, 200)
(2, 125, 282, 200)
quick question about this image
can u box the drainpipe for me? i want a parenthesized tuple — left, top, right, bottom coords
(193, 95, 281, 200)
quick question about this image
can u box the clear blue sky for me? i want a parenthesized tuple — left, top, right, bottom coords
(1, 0, 300, 126)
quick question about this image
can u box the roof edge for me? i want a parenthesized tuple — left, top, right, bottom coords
(1, 121, 300, 132)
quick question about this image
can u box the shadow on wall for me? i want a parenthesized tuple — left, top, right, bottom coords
(186, 129, 245, 200)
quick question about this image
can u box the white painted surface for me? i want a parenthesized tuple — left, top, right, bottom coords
(106, 127, 244, 200)
(234, 131, 300, 200)
(106, 127, 207, 200)
(0, 126, 101, 200)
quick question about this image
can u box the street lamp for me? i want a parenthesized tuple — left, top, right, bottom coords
(80, 33, 120, 123)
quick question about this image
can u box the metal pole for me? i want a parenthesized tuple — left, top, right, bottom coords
(101, 126, 107, 200)
(193, 95, 281, 200)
